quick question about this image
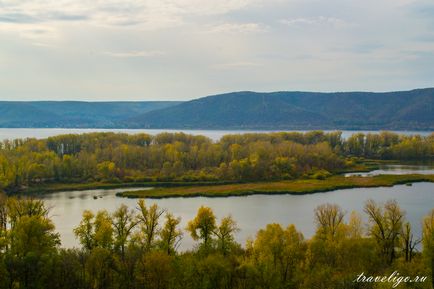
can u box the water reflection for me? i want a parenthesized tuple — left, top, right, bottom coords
(345, 164, 434, 177)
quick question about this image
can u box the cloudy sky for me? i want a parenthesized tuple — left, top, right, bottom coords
(0, 0, 433, 101)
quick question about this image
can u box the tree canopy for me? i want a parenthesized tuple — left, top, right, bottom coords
(0, 195, 432, 289)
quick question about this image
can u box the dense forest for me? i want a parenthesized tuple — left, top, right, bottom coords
(130, 88, 434, 130)
(1, 89, 433, 130)
(0, 196, 432, 288)
(0, 101, 180, 128)
(0, 131, 433, 193)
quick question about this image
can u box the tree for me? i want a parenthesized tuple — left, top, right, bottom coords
(6, 197, 48, 229)
(248, 223, 305, 288)
(74, 210, 95, 251)
(401, 222, 420, 262)
(314, 203, 345, 240)
(422, 209, 434, 289)
(135, 251, 174, 289)
(0, 193, 7, 252)
(346, 210, 363, 239)
(187, 206, 216, 249)
(94, 210, 113, 250)
(136, 200, 165, 251)
(159, 213, 182, 255)
(9, 215, 60, 262)
(112, 204, 137, 259)
(85, 247, 115, 289)
(346, 133, 365, 156)
(97, 161, 117, 181)
(5, 198, 60, 289)
(364, 199, 404, 264)
(213, 215, 239, 255)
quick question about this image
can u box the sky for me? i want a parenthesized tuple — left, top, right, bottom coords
(0, 0, 433, 101)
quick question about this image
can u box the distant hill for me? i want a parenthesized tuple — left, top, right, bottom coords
(130, 88, 434, 130)
(0, 101, 181, 128)
(1, 88, 433, 130)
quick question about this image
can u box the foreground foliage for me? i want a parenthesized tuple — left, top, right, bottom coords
(0, 195, 433, 289)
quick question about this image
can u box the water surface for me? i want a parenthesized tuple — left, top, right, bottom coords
(345, 164, 434, 177)
(0, 128, 431, 142)
(39, 182, 434, 251)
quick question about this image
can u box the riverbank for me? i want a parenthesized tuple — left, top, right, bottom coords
(118, 174, 434, 198)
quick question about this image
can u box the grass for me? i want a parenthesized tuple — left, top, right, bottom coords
(118, 174, 434, 199)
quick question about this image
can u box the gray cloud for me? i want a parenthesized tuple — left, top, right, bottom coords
(0, 13, 39, 23)
(47, 12, 89, 21)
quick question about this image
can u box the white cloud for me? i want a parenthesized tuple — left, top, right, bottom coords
(102, 50, 166, 58)
(208, 22, 267, 33)
(279, 16, 347, 28)
(213, 61, 262, 69)
(0, 0, 271, 29)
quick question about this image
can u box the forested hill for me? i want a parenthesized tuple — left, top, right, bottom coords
(130, 88, 434, 130)
(0, 101, 180, 128)
(1, 88, 433, 129)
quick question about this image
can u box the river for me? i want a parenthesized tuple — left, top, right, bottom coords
(0, 128, 432, 142)
(37, 165, 434, 251)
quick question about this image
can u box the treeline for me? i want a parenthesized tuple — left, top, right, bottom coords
(0, 131, 433, 192)
(0, 195, 433, 289)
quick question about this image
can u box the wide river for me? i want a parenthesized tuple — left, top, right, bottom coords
(0, 128, 432, 142)
(36, 164, 434, 251)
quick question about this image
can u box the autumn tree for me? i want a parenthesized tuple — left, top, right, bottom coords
(136, 200, 165, 252)
(5, 198, 60, 289)
(364, 199, 405, 264)
(247, 223, 305, 288)
(187, 206, 217, 250)
(74, 210, 95, 251)
(314, 203, 346, 240)
(401, 222, 421, 262)
(112, 204, 137, 259)
(213, 215, 239, 255)
(159, 213, 183, 255)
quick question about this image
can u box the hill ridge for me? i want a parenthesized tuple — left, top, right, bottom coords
(129, 88, 434, 130)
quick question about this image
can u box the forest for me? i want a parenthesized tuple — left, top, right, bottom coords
(0, 195, 432, 289)
(0, 131, 433, 194)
